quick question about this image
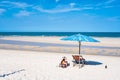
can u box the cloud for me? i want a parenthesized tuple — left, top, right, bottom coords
(90, 0, 117, 9)
(35, 6, 95, 14)
(0, 0, 118, 15)
(1, 1, 31, 9)
(105, 0, 115, 4)
(15, 10, 32, 17)
(95, 0, 115, 6)
(35, 6, 81, 13)
(34, 3, 96, 14)
(0, 1, 33, 16)
(0, 8, 6, 15)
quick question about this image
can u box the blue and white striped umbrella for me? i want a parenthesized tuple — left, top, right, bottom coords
(61, 34, 99, 55)
(61, 34, 99, 42)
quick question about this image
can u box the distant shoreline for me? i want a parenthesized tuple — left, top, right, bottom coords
(0, 32, 120, 37)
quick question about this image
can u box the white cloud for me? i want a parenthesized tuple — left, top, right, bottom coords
(90, 0, 117, 9)
(105, 0, 115, 4)
(1, 1, 31, 9)
(0, 0, 117, 15)
(35, 6, 81, 13)
(34, 3, 97, 14)
(0, 8, 6, 15)
(15, 10, 32, 17)
(95, 0, 115, 6)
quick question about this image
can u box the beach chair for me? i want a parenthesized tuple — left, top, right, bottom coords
(72, 55, 85, 66)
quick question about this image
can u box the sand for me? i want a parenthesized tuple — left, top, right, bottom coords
(0, 36, 120, 80)
(0, 36, 120, 56)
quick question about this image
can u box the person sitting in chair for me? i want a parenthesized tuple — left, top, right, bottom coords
(79, 56, 85, 64)
(72, 55, 85, 64)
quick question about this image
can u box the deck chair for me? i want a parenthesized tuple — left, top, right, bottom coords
(72, 55, 85, 65)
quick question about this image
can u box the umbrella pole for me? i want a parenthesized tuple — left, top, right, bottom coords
(79, 41, 81, 55)
(79, 41, 81, 68)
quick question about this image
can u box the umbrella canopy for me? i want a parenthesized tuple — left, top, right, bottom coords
(61, 33, 99, 68)
(61, 33, 99, 42)
(61, 33, 99, 54)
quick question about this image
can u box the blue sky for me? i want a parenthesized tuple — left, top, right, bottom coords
(0, 0, 120, 32)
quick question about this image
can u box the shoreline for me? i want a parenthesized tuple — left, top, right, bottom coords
(0, 35, 120, 38)
(0, 32, 120, 37)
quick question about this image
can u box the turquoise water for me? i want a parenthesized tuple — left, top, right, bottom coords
(0, 32, 120, 37)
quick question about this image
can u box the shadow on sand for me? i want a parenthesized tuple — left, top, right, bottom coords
(72, 60, 102, 65)
(85, 60, 102, 65)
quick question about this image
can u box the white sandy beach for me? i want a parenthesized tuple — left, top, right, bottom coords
(0, 49, 120, 80)
(0, 36, 120, 80)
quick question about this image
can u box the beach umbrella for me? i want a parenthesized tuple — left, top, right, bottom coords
(61, 33, 99, 68)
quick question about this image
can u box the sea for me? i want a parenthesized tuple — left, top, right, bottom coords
(0, 32, 120, 37)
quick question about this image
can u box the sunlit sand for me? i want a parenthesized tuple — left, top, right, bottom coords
(0, 36, 120, 80)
